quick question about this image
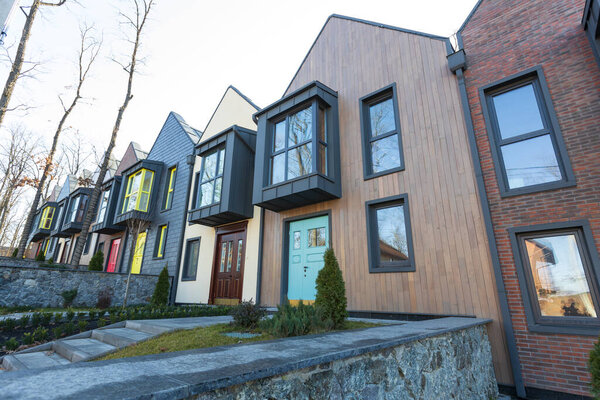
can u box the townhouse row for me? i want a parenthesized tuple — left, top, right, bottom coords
(25, 0, 600, 397)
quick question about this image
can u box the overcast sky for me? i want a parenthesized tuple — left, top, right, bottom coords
(0, 0, 478, 160)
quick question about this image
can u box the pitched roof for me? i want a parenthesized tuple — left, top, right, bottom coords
(171, 112, 203, 144)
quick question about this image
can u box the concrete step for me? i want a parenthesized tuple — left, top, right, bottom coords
(92, 327, 153, 347)
(2, 351, 70, 371)
(53, 338, 116, 362)
(125, 320, 174, 335)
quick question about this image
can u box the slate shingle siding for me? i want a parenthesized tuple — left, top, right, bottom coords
(119, 113, 197, 278)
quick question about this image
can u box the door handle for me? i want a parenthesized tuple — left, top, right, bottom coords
(303, 266, 308, 271)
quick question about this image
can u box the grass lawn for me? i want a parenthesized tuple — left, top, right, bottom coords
(96, 320, 380, 361)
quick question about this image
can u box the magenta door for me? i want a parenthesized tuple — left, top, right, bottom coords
(106, 238, 121, 273)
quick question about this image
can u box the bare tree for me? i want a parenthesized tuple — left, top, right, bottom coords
(122, 218, 150, 308)
(71, 0, 156, 266)
(0, 0, 67, 129)
(60, 129, 95, 176)
(16, 25, 101, 258)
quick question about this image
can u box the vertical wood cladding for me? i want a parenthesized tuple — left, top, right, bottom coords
(258, 16, 512, 385)
(461, 0, 600, 396)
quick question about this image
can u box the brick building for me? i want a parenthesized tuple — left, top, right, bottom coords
(455, 0, 600, 397)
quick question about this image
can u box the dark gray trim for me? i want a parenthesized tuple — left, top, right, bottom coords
(279, 210, 332, 304)
(203, 86, 259, 135)
(282, 14, 450, 97)
(359, 83, 405, 180)
(152, 223, 168, 260)
(508, 220, 600, 336)
(478, 66, 576, 197)
(457, 0, 485, 33)
(229, 85, 260, 111)
(181, 236, 201, 281)
(255, 207, 265, 305)
(583, 0, 600, 69)
(455, 67, 526, 398)
(365, 194, 415, 273)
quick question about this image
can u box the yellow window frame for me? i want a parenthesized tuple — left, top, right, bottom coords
(157, 225, 167, 258)
(164, 166, 176, 209)
(39, 206, 55, 230)
(122, 169, 154, 213)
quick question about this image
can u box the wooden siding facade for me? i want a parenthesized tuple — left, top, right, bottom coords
(257, 16, 513, 384)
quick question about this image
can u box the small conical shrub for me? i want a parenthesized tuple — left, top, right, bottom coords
(11, 248, 17, 258)
(151, 265, 170, 306)
(315, 248, 347, 328)
(88, 250, 104, 271)
(35, 251, 45, 262)
(590, 336, 600, 397)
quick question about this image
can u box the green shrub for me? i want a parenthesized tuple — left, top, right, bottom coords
(88, 310, 97, 321)
(4, 337, 19, 350)
(4, 318, 15, 331)
(231, 299, 266, 330)
(53, 325, 63, 339)
(63, 322, 74, 336)
(61, 289, 78, 308)
(151, 266, 170, 306)
(78, 320, 88, 333)
(261, 301, 332, 338)
(31, 312, 42, 327)
(109, 314, 118, 324)
(97, 318, 106, 328)
(19, 314, 30, 328)
(41, 313, 52, 326)
(11, 248, 17, 258)
(88, 250, 104, 271)
(590, 336, 600, 397)
(315, 248, 347, 329)
(33, 326, 48, 342)
(35, 252, 45, 262)
(53, 312, 63, 324)
(23, 332, 34, 345)
(65, 309, 75, 322)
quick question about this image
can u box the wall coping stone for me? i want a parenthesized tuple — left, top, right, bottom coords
(0, 316, 492, 399)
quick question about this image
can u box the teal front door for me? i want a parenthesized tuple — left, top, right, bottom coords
(287, 215, 329, 303)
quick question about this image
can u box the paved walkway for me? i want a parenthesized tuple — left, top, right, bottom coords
(0, 317, 490, 400)
(0, 316, 232, 372)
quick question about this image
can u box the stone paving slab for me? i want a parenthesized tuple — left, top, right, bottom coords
(0, 317, 490, 400)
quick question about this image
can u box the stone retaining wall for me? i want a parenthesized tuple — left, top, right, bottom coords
(0, 266, 166, 307)
(194, 325, 498, 399)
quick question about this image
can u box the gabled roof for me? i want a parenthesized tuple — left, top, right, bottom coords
(171, 112, 203, 144)
(56, 175, 77, 202)
(201, 86, 259, 140)
(131, 142, 148, 160)
(283, 14, 453, 96)
(115, 142, 147, 177)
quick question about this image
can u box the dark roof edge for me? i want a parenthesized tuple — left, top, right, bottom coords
(457, 0, 484, 33)
(256, 80, 337, 122)
(282, 14, 451, 97)
(195, 124, 257, 150)
(583, 0, 592, 24)
(228, 85, 261, 111)
(202, 86, 260, 135)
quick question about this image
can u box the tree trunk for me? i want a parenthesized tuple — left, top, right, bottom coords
(0, 0, 41, 128)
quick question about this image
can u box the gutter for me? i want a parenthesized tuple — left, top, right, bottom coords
(449, 49, 526, 398)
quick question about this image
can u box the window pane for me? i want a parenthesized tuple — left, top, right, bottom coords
(236, 239, 243, 272)
(184, 240, 199, 279)
(214, 177, 222, 203)
(293, 231, 301, 249)
(288, 107, 312, 146)
(493, 84, 544, 139)
(318, 107, 326, 143)
(524, 234, 596, 318)
(202, 152, 218, 182)
(227, 241, 232, 272)
(371, 135, 401, 173)
(130, 172, 142, 195)
(376, 205, 409, 263)
(218, 148, 225, 175)
(308, 228, 317, 247)
(220, 243, 226, 272)
(199, 182, 214, 207)
(316, 227, 326, 247)
(69, 197, 80, 222)
(138, 192, 150, 211)
(271, 153, 285, 184)
(369, 97, 396, 137)
(287, 144, 312, 179)
(318, 143, 327, 175)
(500, 134, 561, 189)
(274, 121, 285, 152)
(141, 171, 153, 192)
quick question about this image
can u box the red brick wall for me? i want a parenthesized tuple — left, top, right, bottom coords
(461, 0, 600, 396)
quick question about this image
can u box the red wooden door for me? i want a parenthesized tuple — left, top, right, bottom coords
(106, 238, 121, 273)
(212, 231, 245, 303)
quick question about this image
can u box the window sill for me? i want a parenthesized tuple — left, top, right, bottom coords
(498, 179, 576, 198)
(369, 264, 415, 273)
(181, 276, 197, 282)
(526, 321, 600, 336)
(364, 165, 405, 181)
(263, 172, 334, 190)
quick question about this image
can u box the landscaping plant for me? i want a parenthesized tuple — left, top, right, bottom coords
(315, 248, 347, 329)
(19, 315, 30, 328)
(78, 320, 88, 333)
(35, 252, 45, 262)
(590, 336, 600, 398)
(53, 326, 63, 339)
(41, 312, 52, 326)
(11, 248, 17, 258)
(53, 312, 63, 324)
(61, 289, 78, 308)
(31, 312, 42, 327)
(88, 250, 104, 271)
(151, 265, 170, 306)
(4, 318, 15, 331)
(33, 326, 48, 342)
(262, 301, 333, 337)
(4, 337, 19, 351)
(64, 322, 74, 336)
(23, 332, 33, 345)
(231, 299, 266, 330)
(65, 309, 75, 322)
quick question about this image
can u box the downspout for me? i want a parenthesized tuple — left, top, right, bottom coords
(255, 207, 265, 305)
(170, 154, 195, 305)
(449, 46, 526, 398)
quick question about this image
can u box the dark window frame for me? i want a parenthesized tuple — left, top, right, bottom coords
(479, 66, 575, 197)
(161, 164, 178, 212)
(181, 236, 200, 281)
(508, 220, 600, 336)
(359, 83, 405, 180)
(153, 223, 168, 259)
(83, 233, 92, 255)
(195, 146, 225, 209)
(365, 194, 415, 273)
(96, 188, 111, 224)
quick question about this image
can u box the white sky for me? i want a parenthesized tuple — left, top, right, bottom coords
(0, 0, 478, 159)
